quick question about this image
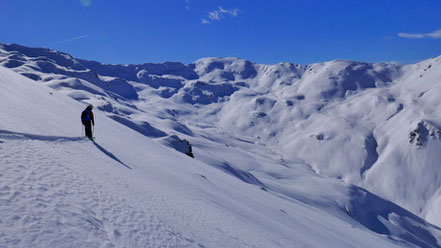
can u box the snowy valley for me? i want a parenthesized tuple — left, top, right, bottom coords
(1, 42, 441, 247)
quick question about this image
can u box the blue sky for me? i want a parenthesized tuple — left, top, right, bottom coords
(0, 0, 440, 65)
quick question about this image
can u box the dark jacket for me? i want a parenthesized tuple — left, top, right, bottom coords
(81, 108, 94, 125)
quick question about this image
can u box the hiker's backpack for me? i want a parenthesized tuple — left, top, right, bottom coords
(81, 109, 90, 121)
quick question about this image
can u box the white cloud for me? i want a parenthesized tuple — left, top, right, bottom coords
(204, 6, 240, 24)
(426, 29, 441, 38)
(218, 7, 239, 17)
(398, 29, 441, 39)
(208, 10, 221, 20)
(398, 33, 425, 39)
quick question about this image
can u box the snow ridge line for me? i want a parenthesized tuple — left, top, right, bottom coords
(0, 129, 132, 170)
(0, 129, 83, 142)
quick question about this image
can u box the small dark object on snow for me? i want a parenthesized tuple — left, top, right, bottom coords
(187, 143, 194, 158)
(316, 133, 324, 140)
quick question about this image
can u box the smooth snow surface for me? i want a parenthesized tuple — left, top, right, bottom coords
(1, 43, 441, 247)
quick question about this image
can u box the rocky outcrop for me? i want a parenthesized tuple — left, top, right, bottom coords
(409, 120, 441, 147)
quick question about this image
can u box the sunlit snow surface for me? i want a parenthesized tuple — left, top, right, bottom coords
(1, 43, 441, 247)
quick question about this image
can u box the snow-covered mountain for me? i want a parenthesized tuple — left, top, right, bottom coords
(1, 42, 441, 247)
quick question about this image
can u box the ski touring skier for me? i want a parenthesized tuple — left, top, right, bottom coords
(81, 104, 95, 140)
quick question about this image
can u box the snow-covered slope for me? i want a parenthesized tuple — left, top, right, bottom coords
(1, 42, 441, 247)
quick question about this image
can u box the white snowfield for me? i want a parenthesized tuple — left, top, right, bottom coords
(1, 43, 441, 247)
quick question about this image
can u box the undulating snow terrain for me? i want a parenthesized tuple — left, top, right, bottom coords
(1, 42, 441, 247)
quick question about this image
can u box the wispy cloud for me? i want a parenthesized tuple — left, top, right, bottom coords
(218, 7, 239, 17)
(79, 0, 92, 7)
(426, 29, 441, 38)
(398, 29, 441, 39)
(51, 35, 89, 46)
(397, 33, 424, 39)
(202, 6, 240, 24)
(208, 10, 221, 21)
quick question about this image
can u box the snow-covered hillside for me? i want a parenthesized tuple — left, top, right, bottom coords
(1, 42, 441, 247)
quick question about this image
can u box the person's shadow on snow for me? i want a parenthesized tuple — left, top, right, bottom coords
(91, 141, 131, 169)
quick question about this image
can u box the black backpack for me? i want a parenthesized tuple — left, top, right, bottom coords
(81, 109, 90, 121)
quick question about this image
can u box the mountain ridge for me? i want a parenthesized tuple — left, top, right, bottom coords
(2, 42, 441, 247)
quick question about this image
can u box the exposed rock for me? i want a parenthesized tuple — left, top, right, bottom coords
(409, 120, 441, 147)
(160, 135, 194, 158)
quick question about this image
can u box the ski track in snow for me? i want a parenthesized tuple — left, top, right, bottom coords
(0, 138, 203, 248)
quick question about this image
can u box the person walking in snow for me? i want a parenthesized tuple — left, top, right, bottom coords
(81, 104, 95, 140)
